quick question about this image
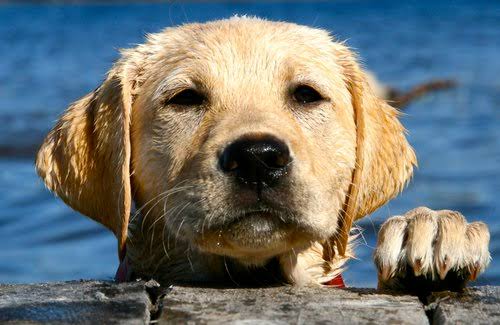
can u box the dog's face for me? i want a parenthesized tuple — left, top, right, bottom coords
(36, 18, 415, 275)
(131, 20, 356, 265)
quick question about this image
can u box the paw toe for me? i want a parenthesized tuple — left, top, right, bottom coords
(465, 222, 491, 280)
(406, 209, 437, 277)
(374, 216, 407, 281)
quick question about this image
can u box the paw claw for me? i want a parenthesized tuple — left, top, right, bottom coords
(437, 255, 450, 280)
(379, 266, 394, 281)
(413, 258, 423, 276)
(437, 261, 449, 280)
(469, 262, 480, 281)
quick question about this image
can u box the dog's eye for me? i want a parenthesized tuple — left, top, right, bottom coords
(167, 89, 205, 106)
(292, 85, 324, 104)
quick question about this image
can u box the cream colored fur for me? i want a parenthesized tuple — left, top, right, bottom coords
(36, 17, 489, 288)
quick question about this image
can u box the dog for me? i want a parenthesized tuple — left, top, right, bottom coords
(36, 17, 490, 290)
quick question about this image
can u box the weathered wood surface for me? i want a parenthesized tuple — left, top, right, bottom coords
(161, 286, 428, 324)
(429, 286, 500, 325)
(0, 281, 498, 324)
(0, 281, 151, 325)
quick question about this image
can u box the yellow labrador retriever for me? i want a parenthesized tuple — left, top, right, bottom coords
(36, 17, 490, 290)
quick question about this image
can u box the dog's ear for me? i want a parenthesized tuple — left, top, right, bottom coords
(36, 57, 139, 259)
(334, 51, 417, 255)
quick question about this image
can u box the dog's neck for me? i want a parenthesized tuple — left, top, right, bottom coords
(125, 211, 348, 286)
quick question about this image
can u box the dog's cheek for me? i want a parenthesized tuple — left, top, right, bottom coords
(295, 123, 356, 237)
(129, 95, 205, 224)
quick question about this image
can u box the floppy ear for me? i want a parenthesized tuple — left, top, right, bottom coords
(36, 59, 136, 259)
(334, 55, 417, 255)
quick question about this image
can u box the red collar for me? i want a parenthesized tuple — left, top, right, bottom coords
(323, 274, 346, 288)
(115, 246, 132, 283)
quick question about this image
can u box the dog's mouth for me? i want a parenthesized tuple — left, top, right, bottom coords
(194, 208, 308, 263)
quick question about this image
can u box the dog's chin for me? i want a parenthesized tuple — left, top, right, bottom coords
(194, 212, 309, 265)
(223, 212, 290, 248)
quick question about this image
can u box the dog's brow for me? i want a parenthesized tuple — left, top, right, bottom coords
(153, 69, 195, 102)
(291, 74, 330, 95)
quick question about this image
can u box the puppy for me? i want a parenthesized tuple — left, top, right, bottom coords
(36, 17, 490, 290)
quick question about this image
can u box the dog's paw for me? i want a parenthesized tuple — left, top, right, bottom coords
(374, 207, 490, 292)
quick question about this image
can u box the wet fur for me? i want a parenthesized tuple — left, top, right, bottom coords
(36, 17, 489, 288)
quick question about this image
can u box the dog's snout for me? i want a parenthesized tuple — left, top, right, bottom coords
(219, 135, 292, 187)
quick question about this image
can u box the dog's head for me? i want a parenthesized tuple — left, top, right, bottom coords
(36, 18, 416, 267)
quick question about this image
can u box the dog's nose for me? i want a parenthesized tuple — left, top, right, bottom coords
(219, 135, 292, 187)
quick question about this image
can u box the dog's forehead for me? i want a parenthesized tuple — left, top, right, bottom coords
(146, 18, 344, 86)
(168, 18, 334, 56)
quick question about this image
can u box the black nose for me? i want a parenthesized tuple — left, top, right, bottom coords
(219, 135, 292, 187)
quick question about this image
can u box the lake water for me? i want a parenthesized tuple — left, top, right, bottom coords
(0, 0, 498, 287)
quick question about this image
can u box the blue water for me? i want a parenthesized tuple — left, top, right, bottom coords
(0, 0, 498, 287)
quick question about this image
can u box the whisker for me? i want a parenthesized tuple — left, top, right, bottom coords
(223, 256, 239, 286)
(173, 198, 206, 247)
(130, 179, 191, 223)
(161, 193, 170, 260)
(166, 203, 189, 252)
(140, 184, 194, 235)
(186, 247, 195, 273)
